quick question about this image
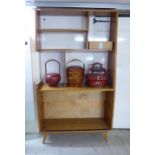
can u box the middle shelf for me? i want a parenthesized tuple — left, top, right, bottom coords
(39, 83, 114, 92)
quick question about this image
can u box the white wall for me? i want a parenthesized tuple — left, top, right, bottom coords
(25, 8, 39, 133)
(113, 17, 130, 128)
(25, 36, 37, 132)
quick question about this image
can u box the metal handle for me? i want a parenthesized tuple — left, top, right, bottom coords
(93, 17, 116, 24)
(92, 63, 102, 71)
(88, 63, 106, 73)
(67, 59, 85, 69)
(45, 59, 60, 75)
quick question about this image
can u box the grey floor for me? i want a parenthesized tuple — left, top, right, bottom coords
(25, 130, 130, 155)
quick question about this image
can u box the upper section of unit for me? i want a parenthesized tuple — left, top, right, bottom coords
(26, 0, 130, 10)
(33, 0, 130, 4)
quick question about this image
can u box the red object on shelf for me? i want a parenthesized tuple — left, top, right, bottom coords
(45, 59, 61, 87)
(87, 63, 107, 87)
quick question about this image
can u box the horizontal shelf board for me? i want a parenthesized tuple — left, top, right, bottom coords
(39, 84, 114, 92)
(42, 130, 108, 134)
(37, 48, 113, 52)
(38, 29, 88, 33)
(43, 118, 109, 131)
(38, 8, 117, 16)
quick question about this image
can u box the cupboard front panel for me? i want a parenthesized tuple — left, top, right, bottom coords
(43, 91, 105, 119)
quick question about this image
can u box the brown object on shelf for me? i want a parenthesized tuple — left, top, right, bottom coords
(45, 59, 61, 86)
(89, 41, 113, 51)
(66, 59, 85, 87)
(87, 63, 107, 87)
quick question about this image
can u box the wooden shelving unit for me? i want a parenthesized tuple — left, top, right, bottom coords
(35, 8, 118, 144)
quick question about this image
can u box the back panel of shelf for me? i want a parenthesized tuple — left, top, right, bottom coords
(65, 52, 108, 70)
(41, 32, 86, 49)
(39, 14, 87, 49)
(88, 16, 110, 42)
(40, 15, 87, 29)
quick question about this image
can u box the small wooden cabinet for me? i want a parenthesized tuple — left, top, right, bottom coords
(35, 8, 118, 143)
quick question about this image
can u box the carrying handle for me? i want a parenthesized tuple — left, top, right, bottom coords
(45, 59, 60, 75)
(67, 59, 85, 69)
(92, 63, 103, 71)
(88, 62, 106, 73)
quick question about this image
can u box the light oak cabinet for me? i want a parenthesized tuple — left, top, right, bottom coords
(35, 8, 118, 143)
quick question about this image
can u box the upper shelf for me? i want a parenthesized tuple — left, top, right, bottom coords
(37, 41, 113, 52)
(39, 83, 114, 92)
(37, 48, 113, 52)
(38, 29, 88, 33)
(37, 8, 118, 16)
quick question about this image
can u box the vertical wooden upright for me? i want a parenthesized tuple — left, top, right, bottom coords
(104, 12, 118, 129)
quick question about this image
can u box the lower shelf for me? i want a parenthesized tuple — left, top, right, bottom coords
(43, 118, 109, 131)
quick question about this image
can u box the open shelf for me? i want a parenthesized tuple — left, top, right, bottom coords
(39, 83, 114, 92)
(38, 29, 88, 33)
(43, 118, 109, 131)
(37, 48, 113, 52)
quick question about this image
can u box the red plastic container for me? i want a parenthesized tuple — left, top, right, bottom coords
(45, 59, 61, 87)
(87, 63, 107, 87)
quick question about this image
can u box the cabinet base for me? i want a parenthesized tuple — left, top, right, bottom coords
(42, 130, 109, 144)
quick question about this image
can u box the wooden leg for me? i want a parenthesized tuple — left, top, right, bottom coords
(42, 133, 48, 144)
(103, 130, 109, 141)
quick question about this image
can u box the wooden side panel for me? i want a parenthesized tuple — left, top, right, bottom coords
(109, 12, 118, 42)
(35, 10, 41, 51)
(36, 81, 44, 132)
(43, 91, 105, 119)
(105, 13, 118, 129)
(108, 12, 118, 88)
(85, 11, 89, 49)
(104, 92, 114, 129)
